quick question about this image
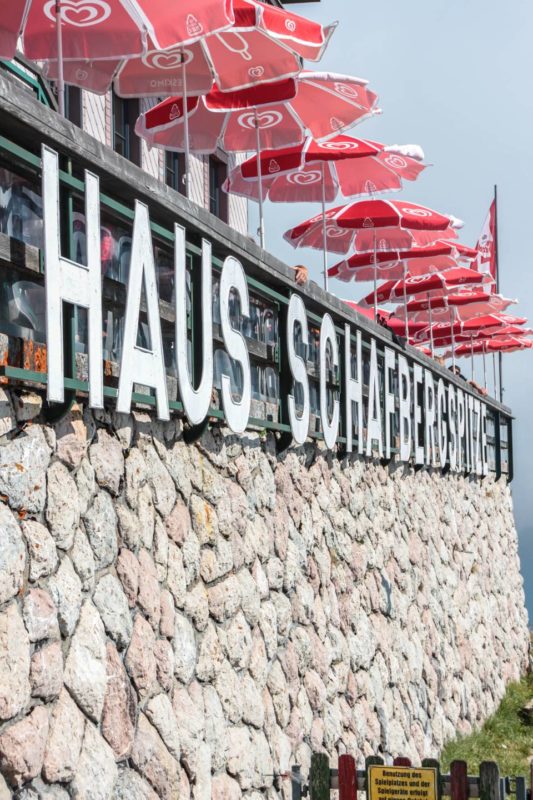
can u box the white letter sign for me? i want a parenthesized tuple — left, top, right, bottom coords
(320, 314, 340, 449)
(42, 145, 103, 407)
(219, 256, 251, 434)
(117, 201, 169, 420)
(175, 225, 213, 425)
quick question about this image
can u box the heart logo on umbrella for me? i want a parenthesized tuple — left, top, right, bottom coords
(384, 154, 407, 169)
(285, 19, 297, 32)
(402, 207, 432, 217)
(142, 47, 192, 70)
(268, 159, 281, 173)
(327, 226, 349, 239)
(44, 0, 111, 26)
(319, 140, 359, 151)
(330, 117, 345, 131)
(75, 68, 89, 81)
(248, 66, 265, 79)
(237, 110, 283, 130)
(287, 171, 321, 185)
(334, 82, 359, 99)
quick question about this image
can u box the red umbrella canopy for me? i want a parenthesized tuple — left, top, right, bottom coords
(359, 266, 490, 307)
(393, 290, 517, 322)
(223, 136, 426, 203)
(135, 72, 380, 153)
(284, 201, 463, 256)
(413, 315, 530, 347)
(40, 0, 337, 96)
(4, 0, 234, 62)
(328, 241, 477, 282)
(386, 318, 429, 337)
(451, 337, 533, 357)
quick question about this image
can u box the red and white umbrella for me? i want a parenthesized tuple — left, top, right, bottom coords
(394, 290, 517, 323)
(224, 135, 426, 291)
(284, 200, 462, 256)
(136, 72, 380, 246)
(328, 241, 477, 283)
(412, 315, 530, 347)
(285, 199, 463, 306)
(137, 72, 379, 151)
(41, 0, 336, 96)
(2, 0, 235, 113)
(359, 267, 491, 308)
(360, 265, 493, 352)
(223, 135, 426, 202)
(451, 337, 533, 357)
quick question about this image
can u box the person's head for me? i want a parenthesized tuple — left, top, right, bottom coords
(435, 355, 446, 367)
(449, 364, 461, 376)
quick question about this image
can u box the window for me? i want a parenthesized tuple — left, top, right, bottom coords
(64, 86, 82, 127)
(112, 93, 140, 165)
(209, 155, 228, 222)
(165, 151, 185, 194)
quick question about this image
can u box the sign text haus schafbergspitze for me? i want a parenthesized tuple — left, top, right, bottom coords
(42, 145, 489, 477)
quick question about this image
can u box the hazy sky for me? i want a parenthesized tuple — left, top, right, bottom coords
(249, 0, 533, 617)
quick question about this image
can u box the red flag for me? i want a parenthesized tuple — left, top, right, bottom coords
(474, 199, 497, 290)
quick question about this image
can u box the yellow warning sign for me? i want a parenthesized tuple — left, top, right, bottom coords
(368, 766, 437, 800)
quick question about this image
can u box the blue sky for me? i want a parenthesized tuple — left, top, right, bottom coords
(250, 0, 533, 618)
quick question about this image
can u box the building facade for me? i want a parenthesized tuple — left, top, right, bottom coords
(0, 50, 529, 800)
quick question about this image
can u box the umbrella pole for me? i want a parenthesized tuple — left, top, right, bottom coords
(373, 230, 377, 320)
(451, 307, 456, 371)
(492, 352, 497, 398)
(182, 50, 190, 199)
(321, 162, 328, 292)
(482, 343, 487, 390)
(402, 262, 408, 340)
(470, 335, 475, 381)
(452, 319, 455, 373)
(254, 111, 265, 250)
(428, 293, 434, 357)
(55, 0, 65, 116)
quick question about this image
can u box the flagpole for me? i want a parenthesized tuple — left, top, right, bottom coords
(494, 184, 503, 402)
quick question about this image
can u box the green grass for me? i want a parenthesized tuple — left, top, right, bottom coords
(440, 674, 533, 779)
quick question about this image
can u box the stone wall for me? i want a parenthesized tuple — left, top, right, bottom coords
(0, 389, 529, 798)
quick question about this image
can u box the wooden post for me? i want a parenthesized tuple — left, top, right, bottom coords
(479, 762, 500, 800)
(338, 754, 357, 800)
(365, 756, 385, 796)
(422, 758, 442, 800)
(515, 776, 526, 800)
(310, 753, 330, 800)
(450, 760, 468, 800)
(292, 765, 302, 800)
